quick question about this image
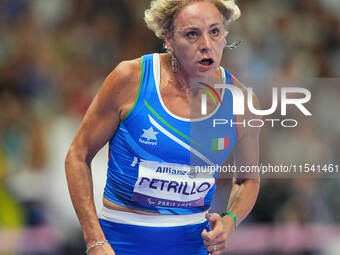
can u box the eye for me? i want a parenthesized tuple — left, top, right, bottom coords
(210, 28, 220, 37)
(186, 31, 199, 39)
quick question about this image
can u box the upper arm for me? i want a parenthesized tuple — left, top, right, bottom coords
(231, 74, 261, 181)
(67, 59, 141, 164)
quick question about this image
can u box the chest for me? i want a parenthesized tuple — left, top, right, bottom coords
(159, 82, 221, 120)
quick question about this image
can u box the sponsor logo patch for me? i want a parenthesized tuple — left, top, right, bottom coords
(138, 126, 158, 146)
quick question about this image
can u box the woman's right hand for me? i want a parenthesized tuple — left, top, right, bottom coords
(88, 243, 115, 255)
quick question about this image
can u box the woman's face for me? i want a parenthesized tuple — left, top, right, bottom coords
(166, 2, 227, 78)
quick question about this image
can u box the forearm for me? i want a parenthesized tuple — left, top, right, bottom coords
(65, 152, 105, 245)
(224, 177, 260, 226)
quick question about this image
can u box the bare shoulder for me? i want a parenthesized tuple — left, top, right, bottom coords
(100, 58, 142, 120)
(230, 74, 260, 109)
(104, 58, 141, 97)
(230, 73, 261, 139)
(108, 58, 141, 83)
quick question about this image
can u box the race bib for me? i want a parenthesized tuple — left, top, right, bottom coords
(132, 160, 215, 208)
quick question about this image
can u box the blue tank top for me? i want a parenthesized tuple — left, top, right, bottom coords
(104, 53, 238, 215)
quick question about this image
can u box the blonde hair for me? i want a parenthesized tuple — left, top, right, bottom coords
(144, 0, 241, 40)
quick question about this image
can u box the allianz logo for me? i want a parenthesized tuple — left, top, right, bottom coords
(138, 126, 158, 146)
(155, 166, 187, 175)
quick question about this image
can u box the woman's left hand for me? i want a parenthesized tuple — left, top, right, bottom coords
(201, 213, 235, 255)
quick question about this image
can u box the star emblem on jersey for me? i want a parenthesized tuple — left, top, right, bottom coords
(139, 126, 158, 146)
(141, 127, 158, 140)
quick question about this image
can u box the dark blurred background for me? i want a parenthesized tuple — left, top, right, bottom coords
(0, 0, 339, 254)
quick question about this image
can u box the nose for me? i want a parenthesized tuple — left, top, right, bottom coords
(199, 33, 212, 53)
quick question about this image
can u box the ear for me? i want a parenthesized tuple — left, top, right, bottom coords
(223, 30, 228, 46)
(165, 30, 174, 52)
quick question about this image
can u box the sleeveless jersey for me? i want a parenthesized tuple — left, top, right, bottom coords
(104, 53, 238, 215)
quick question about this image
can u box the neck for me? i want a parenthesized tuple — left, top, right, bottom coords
(173, 67, 192, 94)
(169, 54, 215, 94)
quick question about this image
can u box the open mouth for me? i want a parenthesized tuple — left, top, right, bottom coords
(199, 58, 214, 66)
